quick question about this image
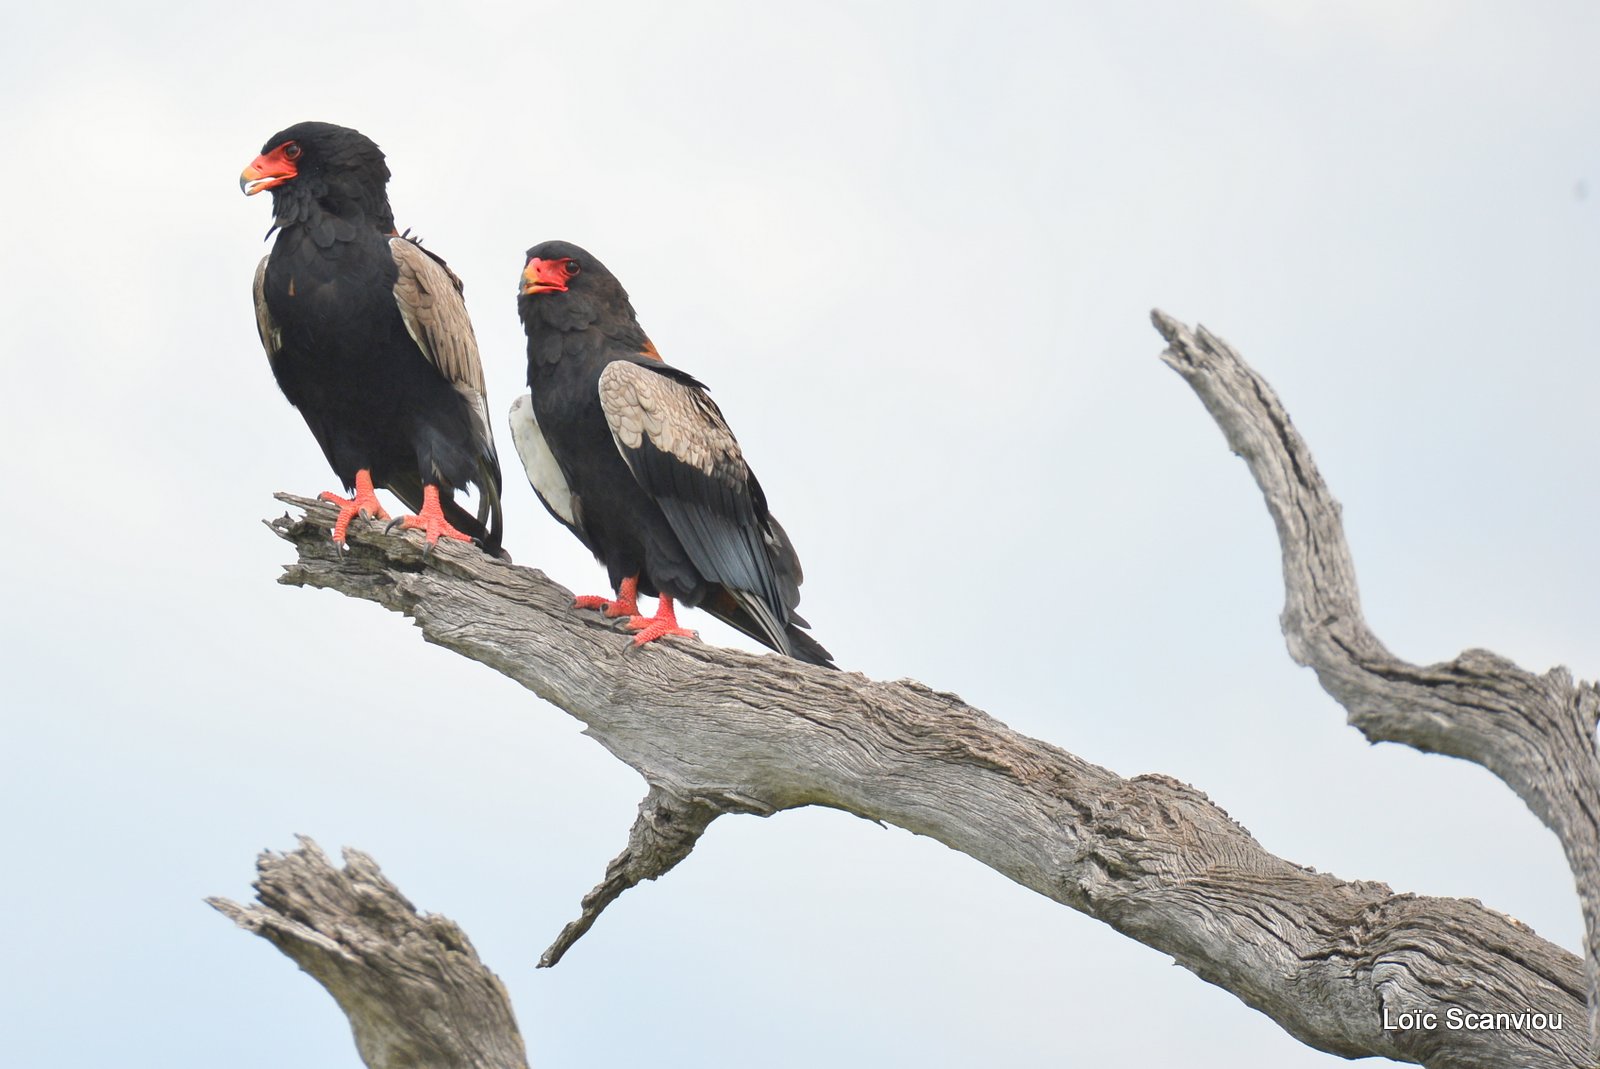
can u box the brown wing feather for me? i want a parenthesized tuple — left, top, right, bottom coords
(252, 255, 282, 369)
(599, 361, 745, 479)
(388, 237, 504, 551)
(599, 361, 793, 651)
(599, 361, 831, 666)
(389, 237, 485, 393)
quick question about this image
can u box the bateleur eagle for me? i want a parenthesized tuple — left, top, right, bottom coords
(511, 240, 833, 667)
(241, 121, 504, 553)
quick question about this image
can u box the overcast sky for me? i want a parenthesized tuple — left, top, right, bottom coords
(4, 2, 1599, 1066)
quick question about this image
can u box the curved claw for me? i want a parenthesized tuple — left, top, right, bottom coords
(387, 485, 474, 549)
(320, 470, 389, 544)
(575, 577, 641, 618)
(623, 595, 698, 647)
(627, 619, 698, 646)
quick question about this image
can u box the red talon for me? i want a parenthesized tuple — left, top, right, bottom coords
(320, 469, 390, 544)
(393, 484, 474, 546)
(575, 577, 640, 618)
(624, 595, 697, 647)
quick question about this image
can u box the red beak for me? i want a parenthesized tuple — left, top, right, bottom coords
(240, 144, 298, 196)
(521, 258, 570, 295)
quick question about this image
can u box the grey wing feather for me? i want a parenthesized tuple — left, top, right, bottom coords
(388, 237, 484, 391)
(388, 238, 504, 549)
(389, 237, 497, 463)
(763, 514, 806, 623)
(598, 361, 791, 650)
(509, 393, 583, 534)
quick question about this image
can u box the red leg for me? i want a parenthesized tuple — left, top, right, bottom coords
(320, 469, 390, 544)
(624, 595, 697, 647)
(575, 576, 640, 618)
(392, 485, 474, 546)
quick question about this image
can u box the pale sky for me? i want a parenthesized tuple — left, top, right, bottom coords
(4, 2, 1599, 1066)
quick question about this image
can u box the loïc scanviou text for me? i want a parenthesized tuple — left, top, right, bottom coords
(1382, 1008, 1563, 1032)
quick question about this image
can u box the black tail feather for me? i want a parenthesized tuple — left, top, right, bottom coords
(785, 625, 837, 669)
(475, 454, 506, 557)
(702, 587, 836, 669)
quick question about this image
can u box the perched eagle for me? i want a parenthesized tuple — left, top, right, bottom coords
(242, 121, 503, 552)
(511, 240, 832, 666)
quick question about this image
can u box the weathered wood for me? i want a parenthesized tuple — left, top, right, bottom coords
(208, 838, 529, 1069)
(252, 390, 1591, 1069)
(1153, 310, 1600, 1053)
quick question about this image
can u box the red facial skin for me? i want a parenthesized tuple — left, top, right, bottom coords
(520, 257, 578, 294)
(240, 141, 301, 195)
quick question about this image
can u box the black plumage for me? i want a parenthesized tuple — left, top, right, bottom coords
(511, 240, 832, 667)
(242, 121, 503, 553)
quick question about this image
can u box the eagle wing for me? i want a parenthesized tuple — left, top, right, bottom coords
(389, 236, 486, 393)
(597, 359, 791, 654)
(508, 392, 586, 543)
(387, 236, 503, 543)
(252, 255, 282, 370)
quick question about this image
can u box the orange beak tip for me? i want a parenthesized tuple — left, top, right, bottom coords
(240, 154, 292, 196)
(240, 167, 273, 196)
(521, 261, 566, 295)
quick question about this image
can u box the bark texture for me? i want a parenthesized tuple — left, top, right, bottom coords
(245, 303, 1595, 1069)
(221, 312, 1597, 1068)
(209, 838, 529, 1069)
(1153, 310, 1600, 1053)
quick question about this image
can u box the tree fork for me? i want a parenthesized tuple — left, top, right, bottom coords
(217, 313, 1595, 1068)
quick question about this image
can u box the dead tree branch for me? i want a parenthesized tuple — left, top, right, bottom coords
(208, 838, 529, 1069)
(1153, 310, 1600, 1053)
(248, 314, 1594, 1069)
